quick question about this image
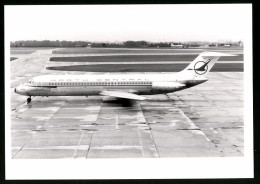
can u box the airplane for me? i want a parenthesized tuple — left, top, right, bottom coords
(14, 52, 235, 103)
(171, 43, 184, 48)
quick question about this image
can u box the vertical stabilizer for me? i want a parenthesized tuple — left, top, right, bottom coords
(181, 52, 236, 78)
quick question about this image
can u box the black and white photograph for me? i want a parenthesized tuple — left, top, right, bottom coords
(5, 4, 253, 179)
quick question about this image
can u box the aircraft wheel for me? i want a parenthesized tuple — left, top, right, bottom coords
(27, 97, 31, 103)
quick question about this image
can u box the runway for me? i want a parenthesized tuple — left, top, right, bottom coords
(10, 48, 244, 158)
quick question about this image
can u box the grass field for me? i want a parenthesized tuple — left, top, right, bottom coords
(49, 54, 243, 62)
(11, 47, 57, 50)
(47, 63, 243, 72)
(53, 48, 203, 54)
(10, 47, 57, 55)
(10, 50, 37, 54)
(52, 47, 243, 54)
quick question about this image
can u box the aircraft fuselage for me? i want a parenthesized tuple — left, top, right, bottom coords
(15, 73, 207, 97)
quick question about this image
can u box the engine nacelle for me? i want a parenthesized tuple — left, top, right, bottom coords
(152, 82, 185, 90)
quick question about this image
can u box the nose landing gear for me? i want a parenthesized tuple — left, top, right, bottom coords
(27, 97, 31, 104)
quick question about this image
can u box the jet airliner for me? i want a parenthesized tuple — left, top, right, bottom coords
(14, 52, 235, 103)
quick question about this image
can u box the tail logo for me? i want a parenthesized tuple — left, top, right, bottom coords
(194, 59, 211, 75)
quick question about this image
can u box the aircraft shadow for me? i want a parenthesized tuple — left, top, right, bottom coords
(103, 98, 136, 107)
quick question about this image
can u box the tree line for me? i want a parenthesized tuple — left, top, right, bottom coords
(10, 40, 173, 48)
(10, 40, 243, 48)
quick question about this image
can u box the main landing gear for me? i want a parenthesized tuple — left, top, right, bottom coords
(27, 97, 31, 104)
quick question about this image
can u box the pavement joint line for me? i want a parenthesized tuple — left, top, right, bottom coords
(139, 102, 160, 158)
(137, 101, 160, 158)
(73, 131, 85, 158)
(137, 126, 145, 158)
(167, 94, 212, 142)
(12, 131, 37, 159)
(86, 100, 103, 158)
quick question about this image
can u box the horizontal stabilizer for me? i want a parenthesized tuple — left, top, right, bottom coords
(100, 90, 148, 101)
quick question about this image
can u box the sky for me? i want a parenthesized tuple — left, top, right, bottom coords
(5, 4, 251, 42)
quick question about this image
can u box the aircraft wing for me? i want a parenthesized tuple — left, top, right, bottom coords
(100, 90, 148, 100)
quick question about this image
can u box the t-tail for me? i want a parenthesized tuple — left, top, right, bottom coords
(180, 52, 236, 78)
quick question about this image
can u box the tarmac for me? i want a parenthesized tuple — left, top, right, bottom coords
(9, 48, 244, 158)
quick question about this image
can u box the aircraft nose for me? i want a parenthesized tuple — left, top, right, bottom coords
(14, 88, 16, 93)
